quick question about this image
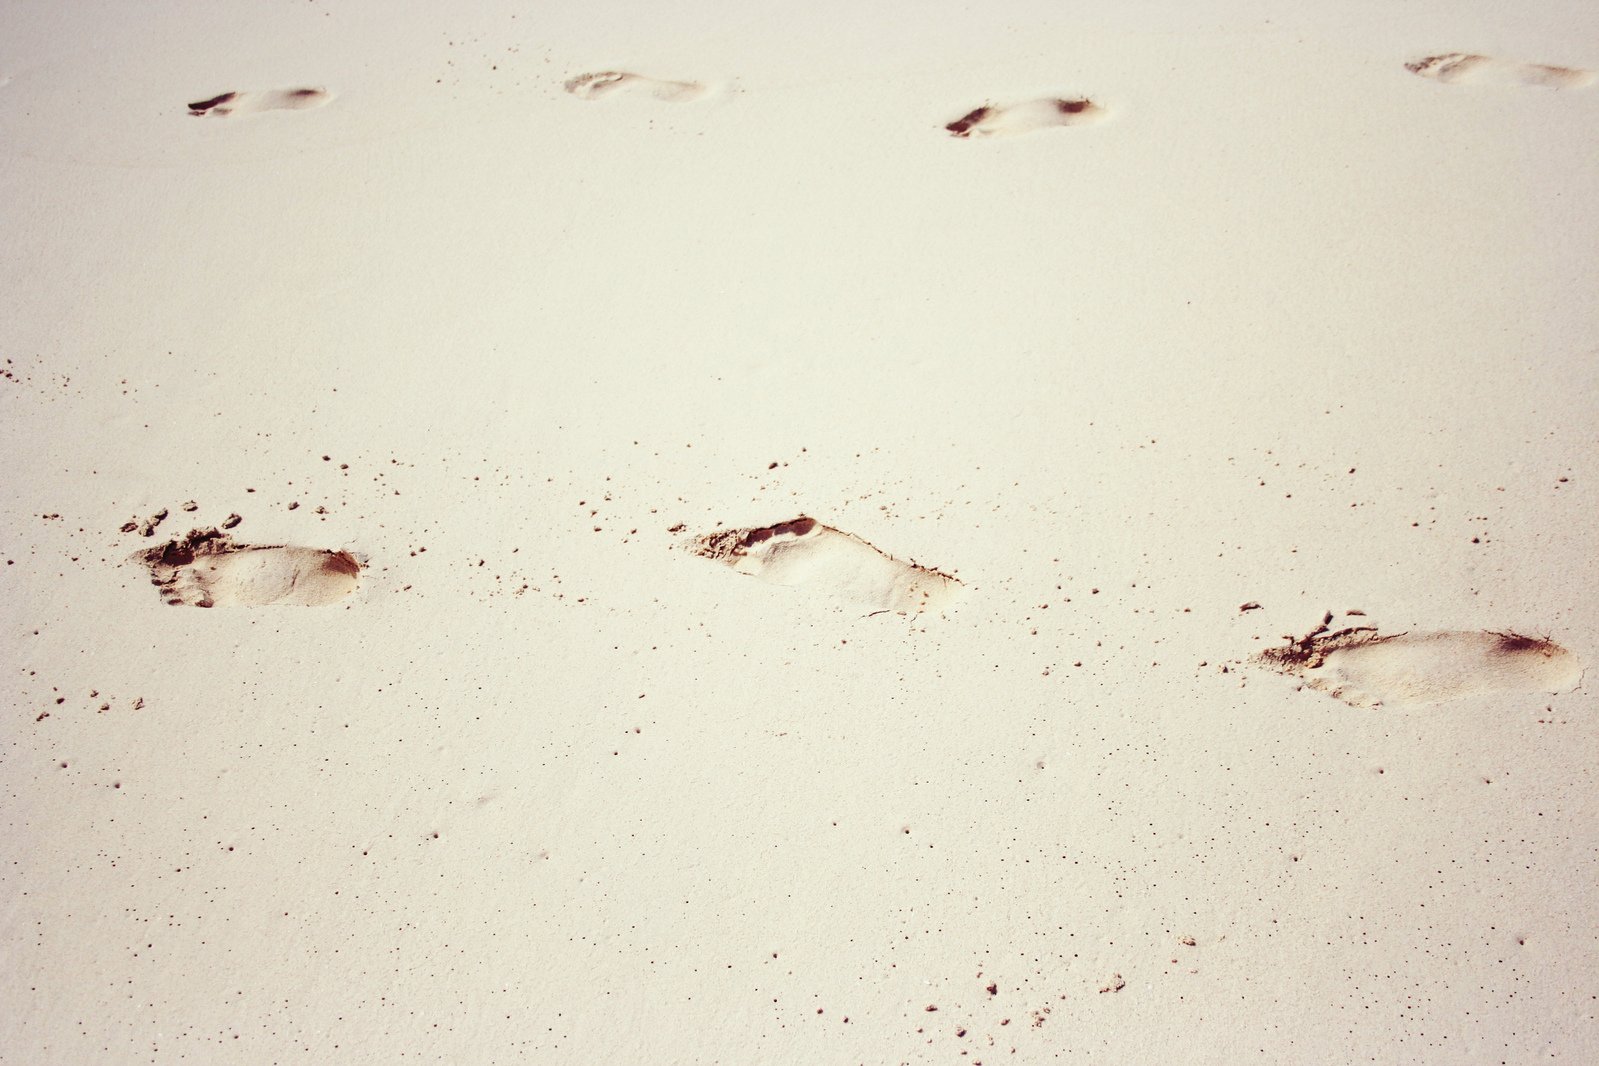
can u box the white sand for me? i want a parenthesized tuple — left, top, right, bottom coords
(3, 1, 1596, 1061)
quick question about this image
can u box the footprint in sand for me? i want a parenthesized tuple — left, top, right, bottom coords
(945, 97, 1107, 138)
(691, 517, 961, 615)
(1405, 54, 1595, 89)
(138, 529, 359, 607)
(563, 71, 708, 103)
(188, 87, 332, 117)
(1256, 614, 1584, 708)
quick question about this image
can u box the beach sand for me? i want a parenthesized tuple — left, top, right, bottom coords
(2, 1, 1596, 1061)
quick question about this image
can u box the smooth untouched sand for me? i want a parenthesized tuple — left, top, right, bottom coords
(2, 2, 1597, 1063)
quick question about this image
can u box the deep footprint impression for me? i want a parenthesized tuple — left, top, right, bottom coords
(1405, 54, 1595, 89)
(945, 97, 1106, 138)
(692, 517, 961, 614)
(1256, 614, 1584, 708)
(138, 529, 360, 607)
(563, 71, 707, 103)
(188, 88, 332, 117)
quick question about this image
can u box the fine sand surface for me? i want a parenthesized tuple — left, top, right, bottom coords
(2, 1, 1597, 1062)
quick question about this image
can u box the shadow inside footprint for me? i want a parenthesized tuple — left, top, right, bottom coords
(137, 529, 359, 607)
(188, 87, 332, 117)
(946, 97, 1106, 138)
(691, 516, 961, 614)
(1405, 53, 1595, 89)
(563, 71, 707, 103)
(1256, 614, 1583, 707)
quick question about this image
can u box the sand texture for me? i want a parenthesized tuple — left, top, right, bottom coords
(2, 2, 1596, 1063)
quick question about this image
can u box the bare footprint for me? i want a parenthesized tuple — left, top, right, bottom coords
(188, 87, 332, 117)
(137, 529, 359, 607)
(691, 517, 961, 614)
(1406, 54, 1595, 89)
(945, 97, 1106, 138)
(563, 71, 707, 103)
(1256, 614, 1584, 708)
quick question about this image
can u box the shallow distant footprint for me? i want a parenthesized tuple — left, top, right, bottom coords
(945, 97, 1107, 138)
(138, 529, 360, 607)
(1256, 614, 1584, 708)
(563, 71, 708, 103)
(691, 517, 961, 614)
(1405, 54, 1595, 89)
(188, 87, 332, 117)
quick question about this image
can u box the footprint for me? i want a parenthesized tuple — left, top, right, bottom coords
(691, 517, 961, 614)
(1405, 54, 1595, 89)
(945, 97, 1106, 138)
(137, 529, 359, 607)
(188, 87, 332, 117)
(1256, 614, 1584, 707)
(563, 71, 707, 103)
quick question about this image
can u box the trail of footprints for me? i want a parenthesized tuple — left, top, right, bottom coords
(179, 49, 1589, 134)
(149, 50, 1590, 696)
(125, 512, 1586, 710)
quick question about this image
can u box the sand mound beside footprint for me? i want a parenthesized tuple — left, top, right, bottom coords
(692, 517, 961, 614)
(1256, 615, 1583, 707)
(1405, 54, 1594, 89)
(138, 529, 359, 607)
